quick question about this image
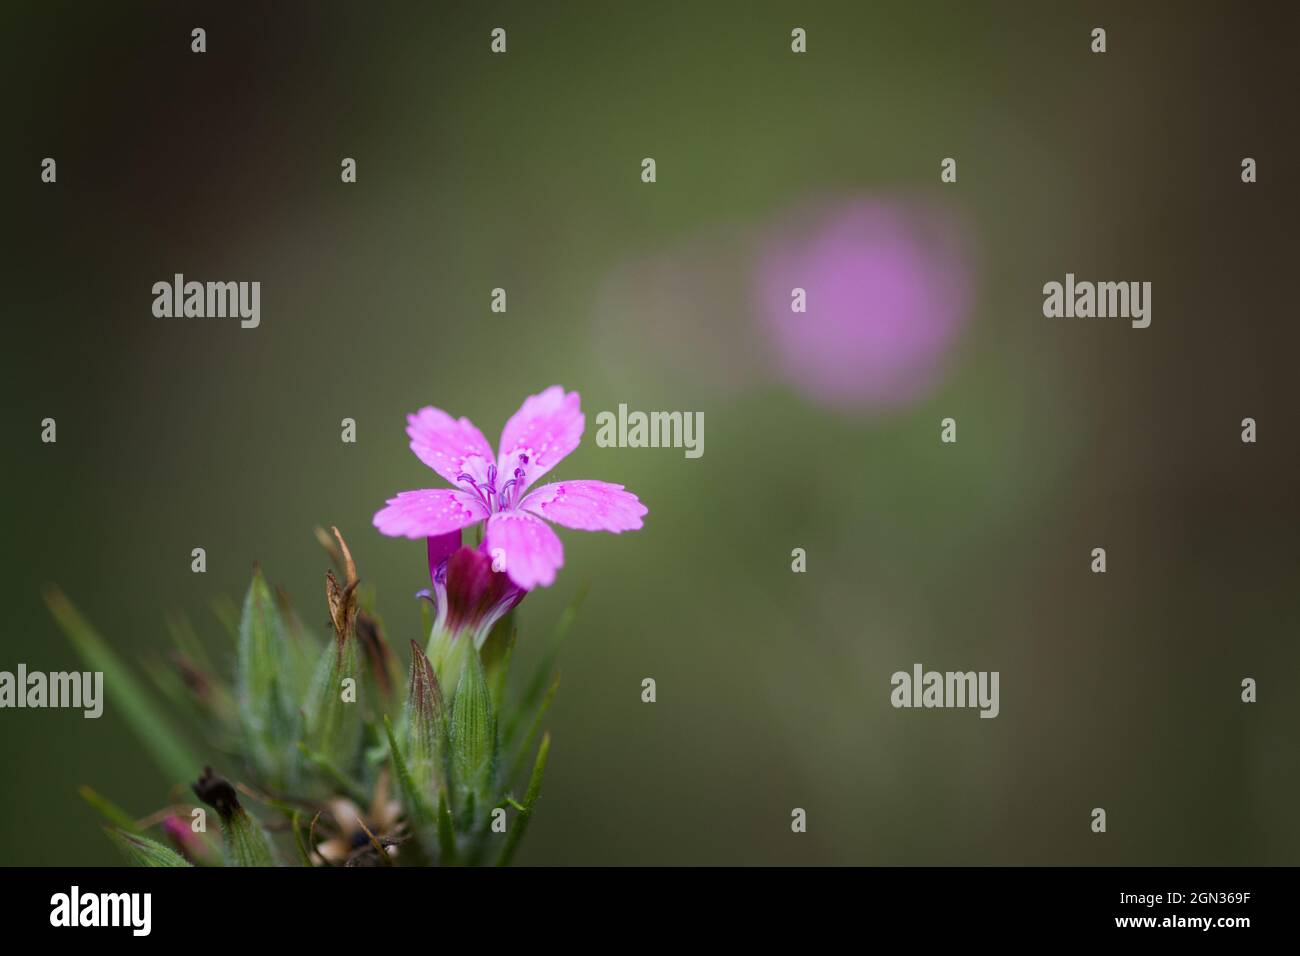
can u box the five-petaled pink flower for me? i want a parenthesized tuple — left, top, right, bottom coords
(374, 386, 648, 590)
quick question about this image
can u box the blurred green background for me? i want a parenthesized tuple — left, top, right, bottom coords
(4, 0, 1298, 865)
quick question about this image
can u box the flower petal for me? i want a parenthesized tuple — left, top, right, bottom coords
(426, 530, 462, 581)
(406, 407, 496, 486)
(520, 480, 647, 532)
(496, 386, 584, 493)
(373, 489, 486, 539)
(442, 546, 526, 636)
(485, 511, 565, 590)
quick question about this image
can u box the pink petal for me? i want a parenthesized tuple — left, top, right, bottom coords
(426, 530, 462, 580)
(406, 407, 496, 486)
(520, 480, 647, 532)
(485, 511, 565, 590)
(496, 386, 584, 493)
(373, 489, 486, 539)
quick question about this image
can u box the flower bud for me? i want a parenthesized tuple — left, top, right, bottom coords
(192, 766, 278, 867)
(404, 640, 446, 798)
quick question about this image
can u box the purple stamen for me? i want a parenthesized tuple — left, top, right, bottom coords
(504, 462, 528, 509)
(456, 473, 491, 510)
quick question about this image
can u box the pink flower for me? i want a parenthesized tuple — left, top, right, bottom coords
(417, 541, 526, 648)
(374, 386, 647, 590)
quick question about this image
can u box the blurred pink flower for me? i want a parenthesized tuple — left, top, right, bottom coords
(374, 386, 648, 590)
(754, 198, 974, 410)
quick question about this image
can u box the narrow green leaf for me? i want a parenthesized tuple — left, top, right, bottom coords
(79, 786, 138, 832)
(164, 613, 214, 671)
(508, 671, 560, 788)
(497, 732, 550, 867)
(105, 828, 192, 867)
(436, 788, 457, 865)
(553, 582, 589, 642)
(45, 587, 202, 784)
(507, 583, 586, 742)
(142, 656, 192, 710)
(211, 595, 240, 642)
(290, 811, 313, 867)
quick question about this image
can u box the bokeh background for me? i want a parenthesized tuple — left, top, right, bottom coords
(4, 0, 1298, 865)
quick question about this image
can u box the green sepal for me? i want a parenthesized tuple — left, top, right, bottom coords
(450, 645, 496, 820)
(105, 828, 192, 867)
(429, 629, 471, 712)
(384, 715, 442, 861)
(384, 717, 433, 823)
(403, 641, 446, 798)
(302, 625, 363, 779)
(221, 806, 279, 867)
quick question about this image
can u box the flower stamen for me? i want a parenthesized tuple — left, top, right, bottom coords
(455, 473, 491, 510)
